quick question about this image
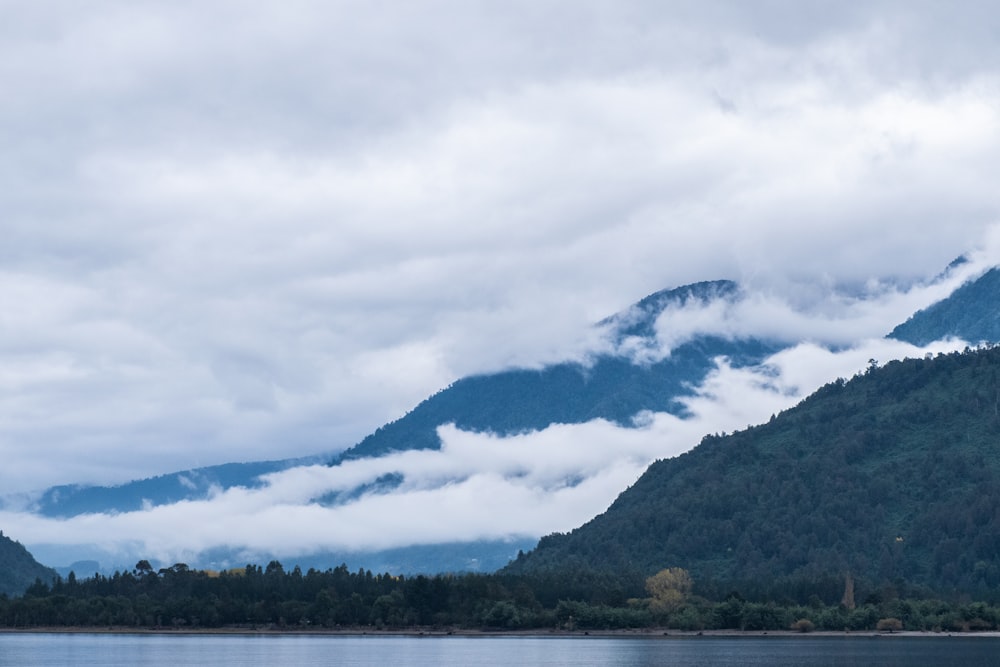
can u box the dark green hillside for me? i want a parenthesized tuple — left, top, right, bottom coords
(0, 531, 57, 596)
(890, 267, 1000, 345)
(508, 346, 1000, 598)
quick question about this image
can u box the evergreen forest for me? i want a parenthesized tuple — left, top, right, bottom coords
(510, 346, 1000, 599)
(4, 561, 1000, 633)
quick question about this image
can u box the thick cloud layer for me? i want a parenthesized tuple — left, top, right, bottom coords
(3, 2, 1000, 562)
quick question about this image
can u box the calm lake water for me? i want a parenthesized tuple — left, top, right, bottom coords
(0, 633, 998, 666)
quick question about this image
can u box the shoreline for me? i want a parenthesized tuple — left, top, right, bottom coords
(2, 627, 999, 638)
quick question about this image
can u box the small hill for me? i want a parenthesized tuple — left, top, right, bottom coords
(507, 346, 1000, 598)
(0, 531, 57, 597)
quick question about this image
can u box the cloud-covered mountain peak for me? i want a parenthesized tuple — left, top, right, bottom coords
(601, 279, 741, 342)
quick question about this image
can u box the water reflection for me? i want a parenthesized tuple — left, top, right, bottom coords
(0, 633, 997, 667)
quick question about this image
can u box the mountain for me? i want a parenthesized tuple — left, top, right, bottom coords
(342, 281, 777, 461)
(15, 265, 1000, 577)
(26, 458, 316, 519)
(0, 531, 58, 597)
(21, 280, 778, 519)
(506, 345, 1000, 598)
(890, 266, 1000, 345)
(9, 279, 787, 574)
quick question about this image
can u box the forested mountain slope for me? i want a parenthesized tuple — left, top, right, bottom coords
(890, 267, 1000, 345)
(508, 346, 1000, 597)
(0, 531, 57, 596)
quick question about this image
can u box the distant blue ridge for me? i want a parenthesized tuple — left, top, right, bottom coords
(31, 458, 314, 518)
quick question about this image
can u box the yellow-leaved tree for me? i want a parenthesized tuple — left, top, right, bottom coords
(645, 567, 693, 614)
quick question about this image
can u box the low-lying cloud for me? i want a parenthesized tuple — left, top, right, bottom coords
(1, 331, 965, 568)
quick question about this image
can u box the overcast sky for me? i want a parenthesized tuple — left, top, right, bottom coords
(4, 0, 1000, 498)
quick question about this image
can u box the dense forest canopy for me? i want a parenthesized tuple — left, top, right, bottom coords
(5, 560, 1000, 633)
(508, 346, 1000, 599)
(890, 267, 1000, 345)
(0, 531, 58, 597)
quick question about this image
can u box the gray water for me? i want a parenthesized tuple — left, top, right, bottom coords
(1, 633, 999, 666)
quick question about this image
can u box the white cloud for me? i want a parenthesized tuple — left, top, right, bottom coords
(610, 251, 993, 365)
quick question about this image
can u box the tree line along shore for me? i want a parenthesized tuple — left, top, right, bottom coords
(3, 562, 1000, 634)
